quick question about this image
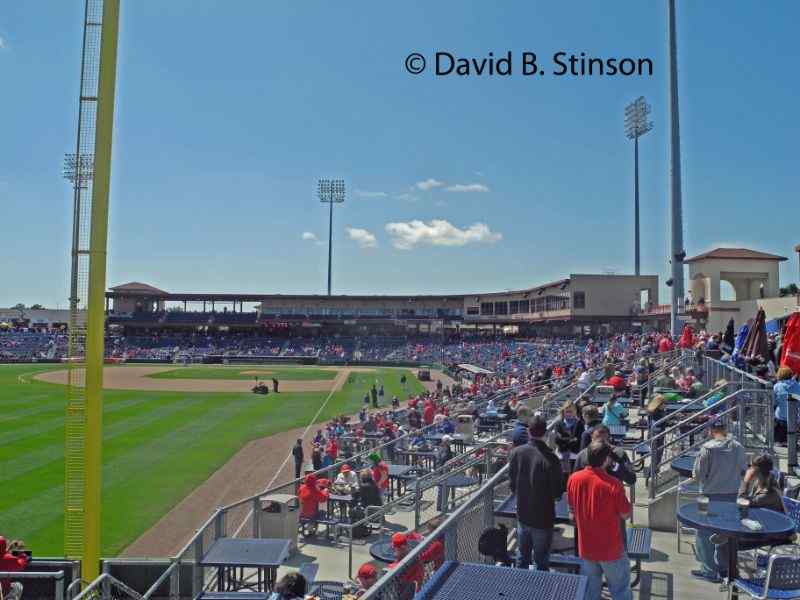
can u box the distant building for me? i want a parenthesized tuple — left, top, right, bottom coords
(106, 273, 664, 336)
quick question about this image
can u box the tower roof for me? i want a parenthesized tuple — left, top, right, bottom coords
(684, 248, 788, 263)
(109, 282, 169, 295)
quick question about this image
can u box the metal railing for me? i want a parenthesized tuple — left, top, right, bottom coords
(73, 387, 517, 600)
(71, 573, 143, 600)
(645, 387, 774, 500)
(0, 570, 66, 600)
(362, 465, 510, 600)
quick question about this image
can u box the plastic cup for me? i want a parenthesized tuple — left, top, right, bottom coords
(698, 495, 710, 513)
(737, 497, 750, 518)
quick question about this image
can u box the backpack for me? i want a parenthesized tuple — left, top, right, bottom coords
(478, 523, 510, 563)
(350, 505, 369, 539)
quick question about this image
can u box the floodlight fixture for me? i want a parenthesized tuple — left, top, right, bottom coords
(624, 96, 653, 277)
(318, 178, 346, 296)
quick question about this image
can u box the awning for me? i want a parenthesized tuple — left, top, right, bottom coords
(456, 363, 494, 375)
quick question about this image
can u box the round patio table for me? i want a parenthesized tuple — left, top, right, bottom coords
(369, 538, 420, 563)
(670, 454, 696, 478)
(677, 500, 795, 599)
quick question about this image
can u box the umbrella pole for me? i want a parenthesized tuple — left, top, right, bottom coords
(789, 397, 799, 476)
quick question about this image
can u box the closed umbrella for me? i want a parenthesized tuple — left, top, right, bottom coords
(741, 307, 769, 364)
(722, 318, 735, 352)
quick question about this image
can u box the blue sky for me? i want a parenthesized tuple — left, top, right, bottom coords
(1, 1, 798, 308)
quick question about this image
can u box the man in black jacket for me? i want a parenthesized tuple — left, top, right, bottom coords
(573, 425, 636, 485)
(509, 415, 564, 571)
(292, 439, 304, 479)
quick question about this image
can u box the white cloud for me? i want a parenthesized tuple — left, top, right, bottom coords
(395, 192, 419, 202)
(346, 227, 378, 248)
(385, 219, 502, 250)
(355, 189, 388, 199)
(445, 183, 490, 193)
(415, 178, 444, 191)
(0, 36, 6, 49)
(301, 231, 320, 243)
(475, 171, 485, 177)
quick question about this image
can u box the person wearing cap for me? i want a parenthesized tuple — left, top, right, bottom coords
(690, 418, 748, 582)
(334, 464, 359, 492)
(606, 371, 627, 392)
(509, 414, 563, 571)
(388, 533, 424, 592)
(0, 537, 28, 600)
(298, 473, 330, 521)
(354, 563, 378, 597)
(368, 453, 390, 497)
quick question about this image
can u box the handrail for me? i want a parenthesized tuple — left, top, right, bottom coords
(647, 383, 729, 433)
(71, 573, 143, 600)
(361, 464, 511, 600)
(0, 570, 65, 600)
(645, 387, 772, 499)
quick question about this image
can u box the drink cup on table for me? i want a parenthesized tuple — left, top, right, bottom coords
(698, 495, 710, 514)
(737, 497, 750, 518)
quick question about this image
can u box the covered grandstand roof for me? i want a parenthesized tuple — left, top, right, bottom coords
(456, 363, 494, 375)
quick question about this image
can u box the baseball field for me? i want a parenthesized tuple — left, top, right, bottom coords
(0, 363, 426, 556)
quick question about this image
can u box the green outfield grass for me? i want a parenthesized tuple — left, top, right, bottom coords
(147, 366, 341, 381)
(0, 364, 424, 556)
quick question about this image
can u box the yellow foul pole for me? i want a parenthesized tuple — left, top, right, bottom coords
(82, 0, 120, 581)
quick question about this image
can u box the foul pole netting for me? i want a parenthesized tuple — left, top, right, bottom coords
(65, 0, 120, 582)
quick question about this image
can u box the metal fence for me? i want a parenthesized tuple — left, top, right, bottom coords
(71, 573, 143, 600)
(0, 570, 67, 600)
(361, 465, 511, 600)
(81, 387, 519, 599)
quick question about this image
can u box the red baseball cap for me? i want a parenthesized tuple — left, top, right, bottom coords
(357, 563, 377, 579)
(391, 532, 408, 548)
(341, 464, 352, 472)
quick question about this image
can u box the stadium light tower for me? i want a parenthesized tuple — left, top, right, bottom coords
(624, 96, 653, 277)
(667, 0, 686, 336)
(318, 179, 345, 296)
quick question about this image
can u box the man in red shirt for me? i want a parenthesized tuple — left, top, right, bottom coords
(605, 371, 627, 392)
(0, 537, 29, 600)
(368, 453, 390, 497)
(423, 401, 435, 426)
(567, 441, 632, 600)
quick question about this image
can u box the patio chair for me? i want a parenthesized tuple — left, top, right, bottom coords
(729, 554, 800, 599)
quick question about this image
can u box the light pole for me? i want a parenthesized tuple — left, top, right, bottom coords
(668, 0, 686, 336)
(624, 97, 653, 277)
(318, 179, 345, 296)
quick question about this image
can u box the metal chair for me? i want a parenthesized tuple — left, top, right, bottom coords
(307, 580, 345, 600)
(729, 554, 800, 599)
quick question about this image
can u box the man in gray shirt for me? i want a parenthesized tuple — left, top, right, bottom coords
(690, 419, 748, 582)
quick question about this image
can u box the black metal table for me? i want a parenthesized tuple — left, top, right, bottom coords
(677, 501, 796, 599)
(441, 475, 479, 511)
(394, 449, 437, 471)
(494, 493, 571, 523)
(200, 537, 290, 592)
(369, 538, 420, 563)
(415, 561, 588, 600)
(386, 463, 416, 500)
(425, 433, 467, 453)
(327, 493, 354, 520)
